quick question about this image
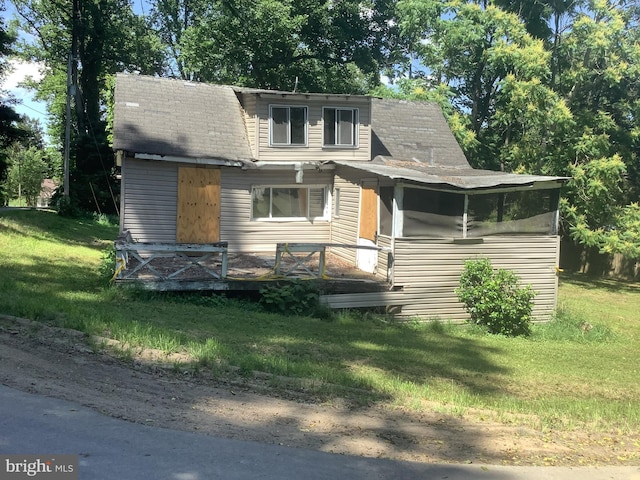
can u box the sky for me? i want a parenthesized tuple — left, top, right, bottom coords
(2, 1, 49, 129)
(1, 0, 149, 131)
(1, 58, 48, 125)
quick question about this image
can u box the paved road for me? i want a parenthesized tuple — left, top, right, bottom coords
(0, 385, 637, 480)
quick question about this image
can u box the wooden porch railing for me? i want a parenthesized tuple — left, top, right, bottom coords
(114, 241, 229, 281)
(275, 243, 390, 278)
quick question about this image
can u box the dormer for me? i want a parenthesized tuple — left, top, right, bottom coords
(234, 88, 371, 162)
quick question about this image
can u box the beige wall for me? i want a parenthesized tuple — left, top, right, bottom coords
(121, 158, 333, 252)
(391, 236, 560, 321)
(329, 173, 361, 265)
(240, 93, 371, 162)
(220, 167, 333, 253)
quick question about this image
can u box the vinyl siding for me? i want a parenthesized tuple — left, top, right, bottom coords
(391, 236, 560, 321)
(121, 158, 178, 243)
(241, 94, 258, 158)
(220, 168, 332, 253)
(329, 172, 361, 264)
(122, 158, 332, 251)
(254, 97, 371, 162)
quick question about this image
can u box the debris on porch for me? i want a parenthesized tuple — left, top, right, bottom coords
(113, 240, 388, 294)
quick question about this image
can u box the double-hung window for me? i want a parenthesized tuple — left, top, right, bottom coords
(270, 105, 308, 146)
(251, 186, 329, 221)
(323, 107, 358, 147)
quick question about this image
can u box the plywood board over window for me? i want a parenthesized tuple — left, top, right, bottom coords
(177, 167, 221, 243)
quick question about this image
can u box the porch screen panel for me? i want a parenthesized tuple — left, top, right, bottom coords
(402, 188, 464, 237)
(379, 186, 394, 236)
(467, 189, 559, 236)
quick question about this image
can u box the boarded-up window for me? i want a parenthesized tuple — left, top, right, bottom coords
(467, 190, 559, 236)
(402, 188, 464, 237)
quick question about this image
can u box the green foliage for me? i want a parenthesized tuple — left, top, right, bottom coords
(98, 245, 116, 286)
(2, 145, 47, 206)
(561, 155, 640, 259)
(532, 306, 616, 344)
(455, 258, 535, 337)
(11, 0, 164, 214)
(153, 0, 388, 92)
(259, 281, 331, 318)
(55, 195, 83, 218)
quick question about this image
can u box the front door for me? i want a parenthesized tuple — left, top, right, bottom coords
(357, 183, 378, 273)
(176, 166, 221, 243)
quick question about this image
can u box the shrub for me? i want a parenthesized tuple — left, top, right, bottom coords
(259, 280, 331, 318)
(98, 246, 117, 286)
(455, 257, 535, 336)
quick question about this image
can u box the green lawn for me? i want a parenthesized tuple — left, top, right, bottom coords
(1, 208, 639, 435)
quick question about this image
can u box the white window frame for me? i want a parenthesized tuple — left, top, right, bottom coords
(322, 107, 359, 147)
(251, 185, 331, 221)
(269, 105, 308, 147)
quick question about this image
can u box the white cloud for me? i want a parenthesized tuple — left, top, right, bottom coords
(2, 59, 44, 90)
(1, 59, 50, 126)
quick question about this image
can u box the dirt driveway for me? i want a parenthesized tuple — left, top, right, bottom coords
(0, 315, 637, 467)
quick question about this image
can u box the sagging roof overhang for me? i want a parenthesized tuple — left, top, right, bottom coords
(329, 157, 569, 191)
(115, 150, 256, 170)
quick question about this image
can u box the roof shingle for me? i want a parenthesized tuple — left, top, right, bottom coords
(112, 74, 254, 162)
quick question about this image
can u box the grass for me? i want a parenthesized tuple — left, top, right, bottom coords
(1, 208, 639, 435)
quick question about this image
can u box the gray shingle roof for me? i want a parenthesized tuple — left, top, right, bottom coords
(370, 98, 470, 167)
(112, 74, 254, 163)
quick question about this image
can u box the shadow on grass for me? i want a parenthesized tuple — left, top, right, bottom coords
(1, 244, 510, 404)
(0, 208, 518, 463)
(560, 272, 640, 294)
(0, 259, 515, 465)
(0, 208, 118, 250)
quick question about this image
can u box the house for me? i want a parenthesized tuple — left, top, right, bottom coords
(112, 73, 567, 321)
(37, 179, 57, 208)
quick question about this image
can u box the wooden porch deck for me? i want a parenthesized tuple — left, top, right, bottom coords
(113, 241, 390, 295)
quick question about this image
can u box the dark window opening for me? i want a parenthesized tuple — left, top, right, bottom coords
(323, 108, 357, 146)
(270, 106, 307, 146)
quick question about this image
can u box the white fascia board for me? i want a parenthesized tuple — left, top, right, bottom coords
(134, 153, 250, 169)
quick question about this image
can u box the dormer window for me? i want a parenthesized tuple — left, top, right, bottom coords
(270, 105, 308, 146)
(323, 107, 358, 147)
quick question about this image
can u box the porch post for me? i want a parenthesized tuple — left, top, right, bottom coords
(463, 195, 469, 238)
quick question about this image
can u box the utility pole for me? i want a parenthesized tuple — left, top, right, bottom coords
(63, 0, 78, 199)
(63, 53, 72, 198)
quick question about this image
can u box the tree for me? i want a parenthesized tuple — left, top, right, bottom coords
(393, 0, 640, 260)
(1, 13, 27, 182)
(2, 144, 47, 206)
(152, 0, 396, 93)
(149, 0, 209, 80)
(12, 0, 165, 213)
(551, 1, 640, 259)
(396, 2, 567, 171)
